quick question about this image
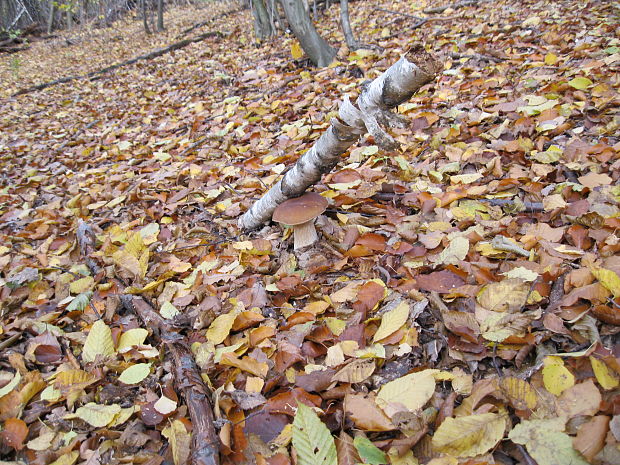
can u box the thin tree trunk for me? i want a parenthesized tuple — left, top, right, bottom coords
(339, 0, 358, 51)
(66, 2, 72, 30)
(157, 0, 164, 31)
(279, 0, 335, 67)
(47, 0, 55, 33)
(238, 47, 441, 230)
(142, 0, 151, 33)
(251, 0, 273, 40)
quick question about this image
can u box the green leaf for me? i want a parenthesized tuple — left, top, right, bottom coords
(66, 291, 93, 312)
(568, 77, 593, 90)
(292, 403, 337, 465)
(118, 363, 151, 384)
(353, 436, 388, 465)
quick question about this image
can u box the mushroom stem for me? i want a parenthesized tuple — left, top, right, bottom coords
(293, 220, 318, 250)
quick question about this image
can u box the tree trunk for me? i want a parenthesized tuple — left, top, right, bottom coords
(238, 47, 441, 230)
(142, 0, 151, 33)
(279, 0, 335, 67)
(47, 0, 55, 33)
(251, 0, 273, 40)
(157, 0, 164, 31)
(339, 0, 358, 51)
(66, 2, 72, 30)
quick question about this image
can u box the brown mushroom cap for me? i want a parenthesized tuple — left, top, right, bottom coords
(272, 192, 328, 226)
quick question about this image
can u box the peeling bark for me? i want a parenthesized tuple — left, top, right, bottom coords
(238, 47, 441, 230)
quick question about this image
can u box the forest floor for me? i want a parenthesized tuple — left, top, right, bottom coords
(0, 0, 619, 464)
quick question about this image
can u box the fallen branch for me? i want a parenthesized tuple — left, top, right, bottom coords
(177, 7, 244, 38)
(423, 0, 478, 14)
(373, 7, 424, 22)
(77, 221, 220, 465)
(12, 30, 225, 97)
(238, 47, 441, 230)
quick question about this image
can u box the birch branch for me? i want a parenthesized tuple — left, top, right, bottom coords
(238, 47, 441, 230)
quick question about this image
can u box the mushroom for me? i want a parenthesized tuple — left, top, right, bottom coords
(272, 192, 328, 250)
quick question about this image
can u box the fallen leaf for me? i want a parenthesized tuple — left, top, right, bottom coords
(432, 413, 506, 457)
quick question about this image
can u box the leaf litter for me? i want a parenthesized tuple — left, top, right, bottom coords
(0, 0, 618, 464)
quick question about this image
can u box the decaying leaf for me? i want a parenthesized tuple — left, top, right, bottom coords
(509, 417, 588, 465)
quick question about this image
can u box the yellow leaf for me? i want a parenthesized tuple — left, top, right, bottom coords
(112, 249, 143, 279)
(376, 370, 436, 417)
(220, 352, 269, 377)
(568, 76, 593, 90)
(291, 41, 303, 60)
(72, 402, 121, 427)
(434, 236, 469, 265)
(373, 301, 410, 342)
(544, 53, 558, 65)
(82, 320, 116, 363)
(499, 377, 538, 410)
(325, 317, 346, 336)
(118, 363, 151, 385)
(432, 413, 506, 457)
(542, 356, 574, 396)
(477, 278, 529, 312)
(49, 451, 79, 465)
(589, 267, 620, 298)
(109, 405, 139, 427)
(140, 223, 160, 245)
(502, 267, 539, 282)
(162, 420, 191, 465)
(125, 231, 146, 257)
(304, 300, 330, 315)
(117, 328, 149, 352)
(206, 311, 237, 344)
(590, 356, 619, 390)
(69, 276, 94, 294)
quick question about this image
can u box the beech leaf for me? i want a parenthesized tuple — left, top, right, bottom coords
(432, 413, 506, 457)
(82, 320, 116, 363)
(292, 403, 337, 465)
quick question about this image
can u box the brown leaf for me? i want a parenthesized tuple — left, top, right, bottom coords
(344, 393, 395, 431)
(573, 415, 610, 461)
(265, 388, 321, 416)
(332, 359, 376, 384)
(336, 431, 362, 465)
(556, 379, 602, 418)
(416, 270, 465, 293)
(0, 418, 28, 451)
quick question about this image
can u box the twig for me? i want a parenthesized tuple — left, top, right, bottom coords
(0, 333, 20, 351)
(423, 0, 479, 14)
(373, 7, 424, 21)
(77, 221, 220, 465)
